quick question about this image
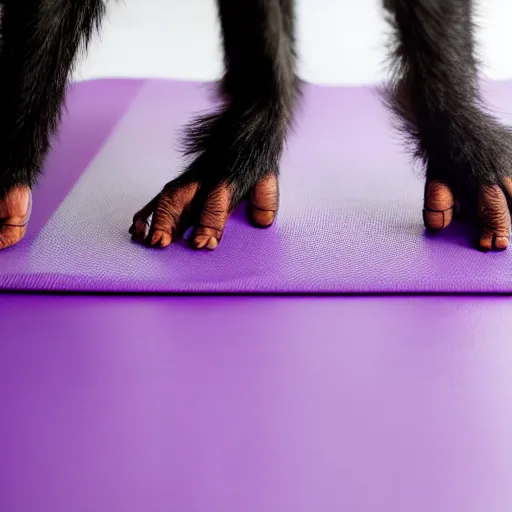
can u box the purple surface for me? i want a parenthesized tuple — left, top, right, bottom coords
(2, 295, 512, 511)
(2, 78, 512, 292)
(29, 79, 143, 235)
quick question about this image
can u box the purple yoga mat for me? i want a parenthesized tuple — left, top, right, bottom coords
(2, 78, 512, 293)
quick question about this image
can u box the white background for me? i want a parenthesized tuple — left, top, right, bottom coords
(74, 0, 512, 86)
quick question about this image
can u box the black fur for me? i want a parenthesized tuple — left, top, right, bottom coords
(0, 0, 510, 227)
(176, 0, 300, 208)
(0, 0, 106, 198)
(384, 0, 512, 200)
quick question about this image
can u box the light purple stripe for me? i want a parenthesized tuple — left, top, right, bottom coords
(27, 79, 145, 235)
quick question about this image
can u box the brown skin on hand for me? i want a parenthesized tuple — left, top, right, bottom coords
(130, 174, 279, 251)
(2, 175, 508, 253)
(478, 184, 510, 251)
(133, 172, 512, 253)
(423, 179, 511, 251)
(0, 185, 31, 250)
(248, 174, 278, 228)
(423, 181, 454, 231)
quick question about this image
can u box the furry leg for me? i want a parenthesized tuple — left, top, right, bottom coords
(130, 0, 301, 250)
(385, 0, 512, 250)
(0, 0, 106, 249)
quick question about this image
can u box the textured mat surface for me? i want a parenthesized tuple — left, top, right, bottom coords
(2, 78, 512, 293)
(2, 295, 512, 512)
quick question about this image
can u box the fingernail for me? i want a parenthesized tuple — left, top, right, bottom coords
(206, 237, 218, 250)
(495, 236, 509, 250)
